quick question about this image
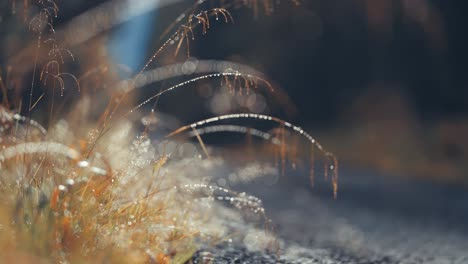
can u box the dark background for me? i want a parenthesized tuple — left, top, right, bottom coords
(192, 0, 468, 126)
(163, 0, 468, 182)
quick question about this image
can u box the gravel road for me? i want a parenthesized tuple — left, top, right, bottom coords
(193, 164, 468, 263)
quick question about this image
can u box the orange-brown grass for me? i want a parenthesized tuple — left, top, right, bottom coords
(1, 0, 336, 263)
(0, 108, 277, 262)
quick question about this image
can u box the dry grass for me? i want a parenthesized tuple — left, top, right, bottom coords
(0, 0, 336, 262)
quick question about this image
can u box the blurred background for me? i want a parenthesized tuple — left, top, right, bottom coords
(130, 0, 466, 184)
(192, 0, 468, 183)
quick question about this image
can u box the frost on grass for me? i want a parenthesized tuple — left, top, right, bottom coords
(0, 108, 279, 262)
(0, 0, 335, 263)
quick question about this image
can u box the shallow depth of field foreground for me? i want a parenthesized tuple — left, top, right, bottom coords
(1, 1, 467, 263)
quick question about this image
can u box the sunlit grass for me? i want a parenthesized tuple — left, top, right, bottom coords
(0, 0, 337, 262)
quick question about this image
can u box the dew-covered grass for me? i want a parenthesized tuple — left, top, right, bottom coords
(0, 0, 336, 262)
